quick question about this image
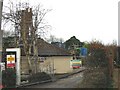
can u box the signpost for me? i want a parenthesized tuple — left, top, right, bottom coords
(71, 47, 87, 69)
(6, 48, 21, 86)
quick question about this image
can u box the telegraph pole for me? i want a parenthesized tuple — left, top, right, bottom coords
(118, 2, 120, 90)
(0, 0, 3, 64)
(0, 0, 3, 88)
(0, 0, 3, 63)
(0, 0, 3, 29)
(0, 0, 3, 55)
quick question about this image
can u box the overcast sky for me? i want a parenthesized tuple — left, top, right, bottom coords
(3, 0, 119, 44)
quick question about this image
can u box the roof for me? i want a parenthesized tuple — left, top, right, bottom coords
(37, 38, 71, 56)
(20, 38, 72, 56)
(3, 37, 72, 56)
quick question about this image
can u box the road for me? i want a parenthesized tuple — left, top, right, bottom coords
(24, 71, 84, 88)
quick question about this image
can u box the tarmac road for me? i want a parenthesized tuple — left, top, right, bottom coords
(25, 71, 84, 88)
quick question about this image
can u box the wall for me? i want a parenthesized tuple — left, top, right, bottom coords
(52, 56, 73, 74)
(20, 56, 73, 75)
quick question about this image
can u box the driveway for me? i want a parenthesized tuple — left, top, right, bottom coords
(24, 71, 84, 88)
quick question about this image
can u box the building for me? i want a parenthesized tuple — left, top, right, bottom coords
(2, 8, 74, 75)
(21, 38, 73, 75)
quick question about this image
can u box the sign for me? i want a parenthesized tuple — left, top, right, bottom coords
(80, 47, 87, 57)
(7, 55, 15, 68)
(70, 59, 82, 69)
(6, 48, 21, 86)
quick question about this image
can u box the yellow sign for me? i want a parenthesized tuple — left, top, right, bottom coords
(7, 55, 15, 62)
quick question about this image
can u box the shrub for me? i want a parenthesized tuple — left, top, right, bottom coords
(28, 72, 51, 83)
(2, 68, 16, 88)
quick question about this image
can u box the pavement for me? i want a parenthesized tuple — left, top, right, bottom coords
(17, 67, 86, 88)
(55, 67, 85, 79)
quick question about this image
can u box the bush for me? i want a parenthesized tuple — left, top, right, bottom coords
(2, 68, 16, 88)
(28, 72, 51, 83)
(79, 68, 113, 88)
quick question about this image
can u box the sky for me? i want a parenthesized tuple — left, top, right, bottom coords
(3, 0, 119, 44)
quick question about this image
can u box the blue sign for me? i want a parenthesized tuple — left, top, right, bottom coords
(80, 47, 87, 56)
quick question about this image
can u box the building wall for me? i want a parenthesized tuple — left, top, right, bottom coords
(21, 56, 30, 74)
(52, 56, 73, 74)
(20, 56, 73, 75)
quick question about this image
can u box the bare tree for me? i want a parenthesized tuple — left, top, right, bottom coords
(48, 35, 57, 43)
(47, 35, 64, 43)
(2, 1, 51, 74)
(3, 30, 13, 37)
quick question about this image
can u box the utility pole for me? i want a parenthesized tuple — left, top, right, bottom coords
(118, 2, 120, 90)
(0, 0, 3, 88)
(0, 0, 3, 64)
(0, 0, 3, 52)
(0, 0, 3, 29)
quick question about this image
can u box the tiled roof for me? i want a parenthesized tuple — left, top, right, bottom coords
(3, 37, 71, 56)
(37, 38, 71, 56)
